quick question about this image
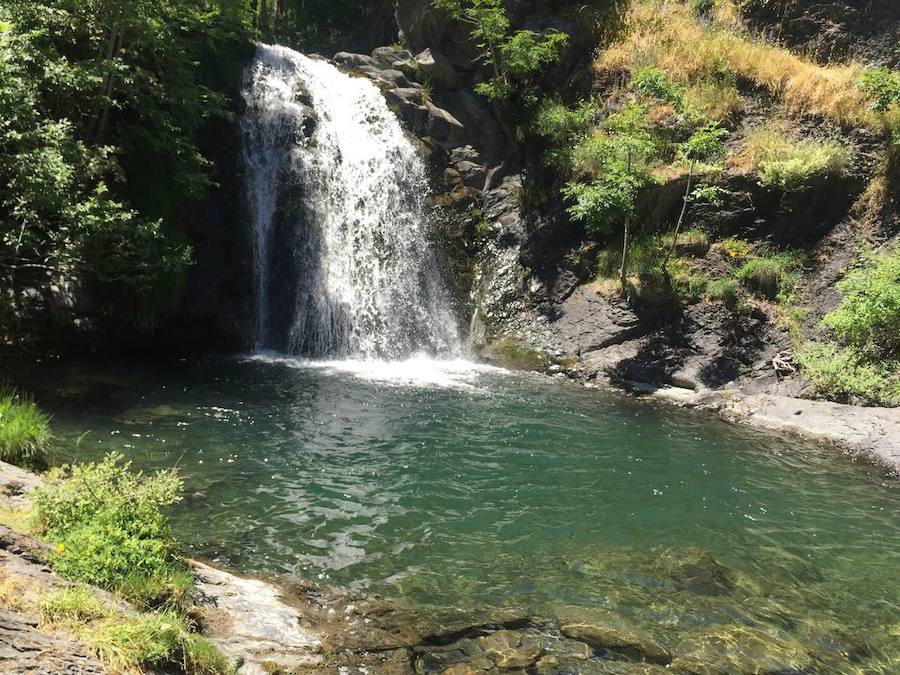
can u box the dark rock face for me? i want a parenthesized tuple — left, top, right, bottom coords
(548, 286, 645, 356)
(740, 0, 900, 67)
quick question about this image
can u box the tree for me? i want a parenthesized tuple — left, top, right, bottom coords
(563, 103, 657, 291)
(0, 0, 248, 333)
(432, 0, 569, 102)
(665, 121, 727, 262)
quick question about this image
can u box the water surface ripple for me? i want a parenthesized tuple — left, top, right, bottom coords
(33, 356, 899, 668)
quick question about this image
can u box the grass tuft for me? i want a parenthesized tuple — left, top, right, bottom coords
(40, 586, 110, 627)
(0, 388, 52, 470)
(40, 586, 233, 675)
(737, 251, 804, 301)
(733, 124, 851, 190)
(706, 277, 739, 308)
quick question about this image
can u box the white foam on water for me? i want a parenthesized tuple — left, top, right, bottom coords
(246, 354, 507, 391)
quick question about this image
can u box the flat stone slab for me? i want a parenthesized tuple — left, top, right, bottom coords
(0, 609, 104, 675)
(724, 392, 900, 474)
(191, 561, 323, 674)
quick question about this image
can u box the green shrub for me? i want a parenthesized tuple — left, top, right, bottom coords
(739, 126, 851, 190)
(822, 248, 900, 356)
(797, 343, 899, 404)
(858, 67, 900, 113)
(0, 389, 51, 470)
(33, 453, 186, 598)
(706, 278, 739, 308)
(737, 251, 804, 301)
(532, 98, 594, 145)
(632, 66, 684, 106)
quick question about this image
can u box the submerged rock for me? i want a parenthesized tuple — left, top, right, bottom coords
(553, 607, 671, 664)
(670, 625, 813, 675)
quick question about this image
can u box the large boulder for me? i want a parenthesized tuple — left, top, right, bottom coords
(414, 47, 460, 88)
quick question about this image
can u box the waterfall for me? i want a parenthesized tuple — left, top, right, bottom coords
(240, 44, 461, 359)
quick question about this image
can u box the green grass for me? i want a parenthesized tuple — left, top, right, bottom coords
(91, 612, 226, 675)
(706, 277, 739, 308)
(674, 229, 710, 257)
(736, 251, 804, 301)
(0, 388, 52, 470)
(40, 586, 109, 626)
(40, 587, 233, 675)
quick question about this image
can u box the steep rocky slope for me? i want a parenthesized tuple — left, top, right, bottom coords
(318, 0, 899, 415)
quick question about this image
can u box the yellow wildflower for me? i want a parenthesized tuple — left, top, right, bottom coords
(55, 543, 65, 554)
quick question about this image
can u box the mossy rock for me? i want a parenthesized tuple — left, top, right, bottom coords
(480, 338, 547, 372)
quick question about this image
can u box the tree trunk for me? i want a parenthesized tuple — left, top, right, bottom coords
(92, 22, 122, 143)
(665, 159, 695, 265)
(620, 147, 633, 293)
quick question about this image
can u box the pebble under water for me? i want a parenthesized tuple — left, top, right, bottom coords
(26, 355, 900, 671)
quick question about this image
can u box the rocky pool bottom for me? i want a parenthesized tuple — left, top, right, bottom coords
(6, 354, 899, 673)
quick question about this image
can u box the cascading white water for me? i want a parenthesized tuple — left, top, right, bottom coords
(240, 44, 461, 359)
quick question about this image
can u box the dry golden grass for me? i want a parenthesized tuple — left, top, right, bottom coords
(597, 0, 873, 126)
(0, 572, 42, 612)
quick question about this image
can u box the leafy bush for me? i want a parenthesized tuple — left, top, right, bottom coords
(563, 169, 648, 235)
(632, 66, 684, 106)
(737, 251, 804, 301)
(532, 99, 595, 145)
(33, 453, 186, 597)
(797, 343, 899, 404)
(0, 389, 51, 470)
(433, 0, 569, 102)
(858, 67, 900, 113)
(822, 248, 900, 357)
(737, 126, 851, 190)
